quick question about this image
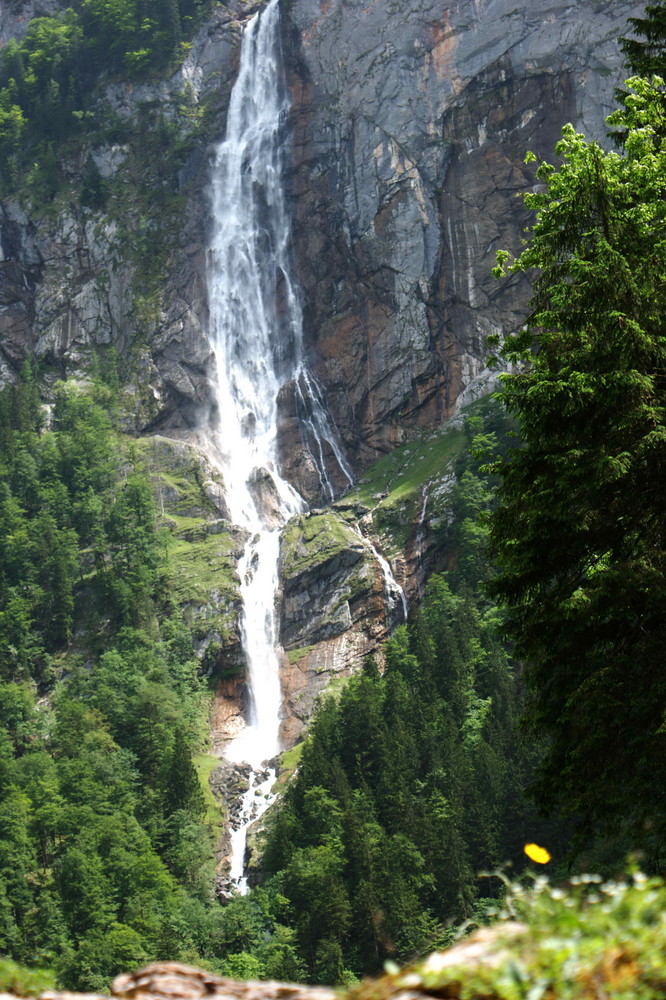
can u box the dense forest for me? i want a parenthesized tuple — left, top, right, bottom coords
(0, 370, 220, 987)
(0, 0, 665, 991)
(0, 369, 564, 987)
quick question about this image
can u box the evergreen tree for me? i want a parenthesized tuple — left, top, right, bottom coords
(164, 728, 205, 818)
(80, 154, 107, 209)
(620, 1, 666, 77)
(489, 77, 666, 852)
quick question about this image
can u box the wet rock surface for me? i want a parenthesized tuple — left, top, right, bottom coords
(278, 508, 400, 739)
(210, 759, 251, 826)
(209, 757, 250, 889)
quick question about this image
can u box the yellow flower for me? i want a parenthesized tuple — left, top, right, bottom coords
(524, 842, 551, 864)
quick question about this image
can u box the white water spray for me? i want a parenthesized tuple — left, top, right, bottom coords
(206, 0, 351, 889)
(415, 479, 432, 598)
(354, 525, 408, 625)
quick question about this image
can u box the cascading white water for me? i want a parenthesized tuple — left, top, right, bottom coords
(354, 525, 408, 625)
(208, 0, 302, 773)
(415, 479, 432, 598)
(206, 0, 351, 888)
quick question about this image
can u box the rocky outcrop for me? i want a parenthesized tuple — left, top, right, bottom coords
(280, 510, 374, 647)
(117, 962, 336, 1000)
(0, 0, 61, 44)
(278, 508, 397, 738)
(282, 0, 643, 468)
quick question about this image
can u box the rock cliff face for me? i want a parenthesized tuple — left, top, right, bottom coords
(278, 509, 394, 741)
(0, 201, 42, 383)
(0, 0, 642, 446)
(0, 0, 254, 426)
(281, 0, 643, 471)
(0, 0, 644, 750)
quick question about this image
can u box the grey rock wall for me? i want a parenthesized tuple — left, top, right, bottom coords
(281, 0, 643, 469)
(0, 0, 255, 428)
(0, 201, 42, 382)
(0, 0, 62, 44)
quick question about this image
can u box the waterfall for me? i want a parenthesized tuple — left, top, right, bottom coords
(415, 479, 432, 598)
(206, 0, 350, 889)
(353, 525, 408, 626)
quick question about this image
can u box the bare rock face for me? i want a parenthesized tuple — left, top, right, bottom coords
(0, 202, 43, 383)
(282, 0, 643, 469)
(247, 468, 285, 529)
(278, 508, 397, 738)
(0, 0, 644, 450)
(0, 0, 62, 45)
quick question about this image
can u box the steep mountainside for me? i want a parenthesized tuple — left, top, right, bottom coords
(0, 0, 644, 885)
(0, 0, 642, 448)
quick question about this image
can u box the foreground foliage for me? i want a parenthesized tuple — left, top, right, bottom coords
(355, 871, 666, 1000)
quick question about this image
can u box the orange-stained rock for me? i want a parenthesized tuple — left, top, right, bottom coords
(111, 963, 336, 1000)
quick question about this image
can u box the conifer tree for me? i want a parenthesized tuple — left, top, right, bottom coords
(164, 728, 205, 818)
(489, 77, 666, 852)
(620, 1, 666, 76)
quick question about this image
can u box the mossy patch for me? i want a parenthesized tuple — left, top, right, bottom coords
(275, 740, 306, 790)
(132, 436, 223, 522)
(337, 410, 480, 555)
(281, 509, 363, 580)
(155, 470, 219, 519)
(167, 532, 238, 598)
(194, 752, 226, 836)
(0, 958, 55, 996)
(286, 644, 317, 664)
